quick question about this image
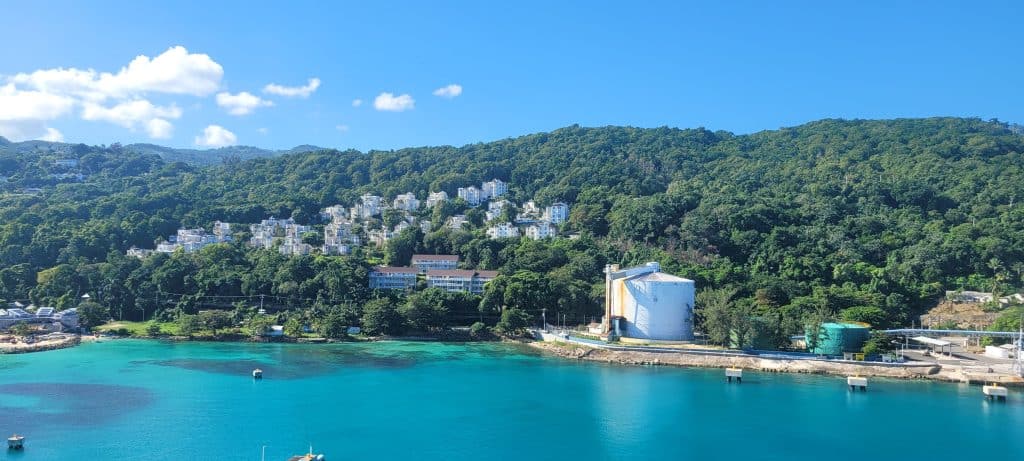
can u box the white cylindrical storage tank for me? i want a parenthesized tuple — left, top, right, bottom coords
(617, 272, 695, 340)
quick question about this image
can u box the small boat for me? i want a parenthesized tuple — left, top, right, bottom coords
(252, 368, 263, 379)
(287, 445, 324, 461)
(8, 434, 24, 450)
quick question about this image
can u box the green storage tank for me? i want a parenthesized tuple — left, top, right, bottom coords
(806, 322, 870, 356)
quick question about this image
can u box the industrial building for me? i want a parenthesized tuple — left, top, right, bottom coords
(805, 322, 870, 356)
(604, 262, 695, 341)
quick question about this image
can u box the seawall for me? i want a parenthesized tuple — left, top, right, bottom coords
(526, 340, 944, 380)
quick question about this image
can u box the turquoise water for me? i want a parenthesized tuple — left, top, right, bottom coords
(1, 340, 1022, 460)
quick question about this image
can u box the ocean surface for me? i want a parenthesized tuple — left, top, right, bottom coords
(1, 340, 1021, 460)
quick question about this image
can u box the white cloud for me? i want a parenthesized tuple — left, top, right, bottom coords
(194, 125, 237, 147)
(0, 84, 76, 121)
(257, 127, 269, 135)
(263, 78, 320, 98)
(40, 127, 64, 142)
(336, 124, 350, 132)
(216, 91, 273, 115)
(351, 98, 363, 107)
(373, 92, 415, 112)
(10, 46, 223, 101)
(432, 84, 463, 98)
(146, 119, 173, 139)
(0, 84, 76, 141)
(81, 100, 182, 127)
(1, 46, 225, 141)
(80, 100, 181, 139)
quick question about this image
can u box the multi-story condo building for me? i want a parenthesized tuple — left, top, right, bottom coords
(481, 179, 508, 199)
(351, 194, 384, 220)
(486, 200, 511, 222)
(457, 186, 482, 206)
(486, 222, 520, 239)
(369, 266, 419, 290)
(525, 221, 557, 240)
(320, 205, 348, 222)
(411, 254, 459, 273)
(425, 269, 499, 294)
(368, 229, 394, 247)
(393, 192, 420, 211)
(425, 191, 448, 208)
(543, 202, 570, 224)
(447, 215, 468, 230)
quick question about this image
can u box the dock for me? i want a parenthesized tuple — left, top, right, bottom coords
(726, 368, 742, 383)
(983, 384, 1008, 401)
(847, 376, 868, 391)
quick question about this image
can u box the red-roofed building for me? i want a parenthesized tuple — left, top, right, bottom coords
(369, 266, 419, 290)
(411, 254, 459, 273)
(426, 269, 498, 294)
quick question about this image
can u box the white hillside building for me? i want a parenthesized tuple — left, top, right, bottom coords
(481, 179, 508, 199)
(425, 191, 448, 208)
(544, 202, 570, 224)
(393, 192, 420, 211)
(458, 186, 482, 206)
(487, 222, 520, 239)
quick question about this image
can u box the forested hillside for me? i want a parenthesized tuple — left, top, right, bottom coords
(2, 117, 1023, 340)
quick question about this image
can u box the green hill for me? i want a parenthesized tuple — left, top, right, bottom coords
(3, 117, 1023, 339)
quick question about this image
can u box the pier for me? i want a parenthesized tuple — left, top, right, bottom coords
(847, 376, 868, 391)
(983, 384, 1008, 401)
(726, 368, 742, 383)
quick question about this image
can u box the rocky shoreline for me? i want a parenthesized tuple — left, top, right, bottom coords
(0, 333, 81, 354)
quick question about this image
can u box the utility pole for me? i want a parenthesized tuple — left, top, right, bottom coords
(542, 308, 547, 331)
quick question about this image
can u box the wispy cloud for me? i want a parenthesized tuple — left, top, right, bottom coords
(432, 84, 463, 98)
(373, 92, 415, 112)
(336, 124, 350, 132)
(351, 98, 363, 108)
(263, 78, 320, 98)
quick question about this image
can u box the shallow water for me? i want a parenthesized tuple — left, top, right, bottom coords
(1, 340, 1021, 460)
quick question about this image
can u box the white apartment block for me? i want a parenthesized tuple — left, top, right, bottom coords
(425, 269, 498, 295)
(486, 200, 511, 222)
(486, 222, 520, 239)
(320, 205, 348, 222)
(522, 201, 541, 217)
(447, 215, 468, 230)
(126, 247, 154, 258)
(525, 221, 557, 240)
(393, 192, 420, 211)
(411, 254, 459, 273)
(369, 266, 419, 290)
(481, 179, 508, 199)
(368, 229, 394, 247)
(457, 186, 482, 206)
(351, 194, 384, 220)
(278, 237, 313, 256)
(543, 202, 569, 224)
(425, 191, 448, 208)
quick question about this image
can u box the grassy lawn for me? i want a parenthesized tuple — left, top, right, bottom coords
(96, 320, 181, 336)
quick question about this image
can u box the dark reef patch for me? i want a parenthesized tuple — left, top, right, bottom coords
(0, 382, 154, 431)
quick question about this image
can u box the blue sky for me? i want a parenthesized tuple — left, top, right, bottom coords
(1, 1, 1021, 151)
